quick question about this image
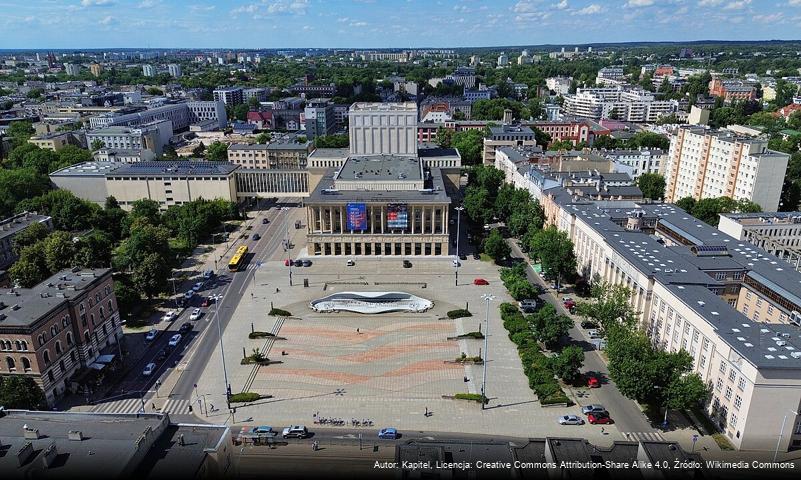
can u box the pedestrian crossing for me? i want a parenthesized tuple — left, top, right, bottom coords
(91, 397, 193, 415)
(622, 431, 666, 442)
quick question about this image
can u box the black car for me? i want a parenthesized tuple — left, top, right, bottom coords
(179, 322, 192, 334)
(253, 233, 261, 240)
(581, 321, 599, 329)
(302, 259, 312, 267)
(262, 218, 269, 224)
(403, 260, 412, 268)
(459, 253, 467, 260)
(156, 349, 169, 361)
(472, 252, 481, 260)
(293, 260, 303, 267)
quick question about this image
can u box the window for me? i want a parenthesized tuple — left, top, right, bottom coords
(745, 291, 752, 300)
(734, 395, 742, 410)
(728, 370, 736, 382)
(700, 355, 706, 368)
(719, 361, 727, 374)
(730, 413, 737, 428)
(767, 305, 774, 316)
(38, 334, 45, 346)
(47, 370, 54, 382)
(43, 350, 51, 365)
(6, 356, 15, 371)
(743, 305, 749, 315)
(738, 377, 746, 391)
(703, 338, 710, 351)
(66, 333, 73, 346)
(55, 341, 62, 355)
(22, 357, 31, 371)
(756, 298, 763, 308)
(724, 386, 733, 400)
(14, 340, 21, 350)
(716, 378, 723, 391)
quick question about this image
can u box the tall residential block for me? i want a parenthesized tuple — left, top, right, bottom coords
(167, 63, 182, 78)
(142, 64, 155, 77)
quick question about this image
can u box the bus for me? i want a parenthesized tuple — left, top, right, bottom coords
(228, 245, 249, 272)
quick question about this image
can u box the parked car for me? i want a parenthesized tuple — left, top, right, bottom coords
(378, 427, 399, 439)
(403, 260, 412, 268)
(282, 425, 309, 438)
(587, 376, 601, 388)
(473, 278, 489, 285)
(346, 259, 355, 266)
(558, 415, 585, 425)
(581, 404, 607, 415)
(581, 320, 599, 329)
(562, 297, 576, 311)
(192, 282, 204, 292)
(179, 322, 192, 334)
(302, 259, 312, 267)
(253, 233, 261, 240)
(284, 259, 291, 266)
(472, 252, 481, 260)
(156, 349, 169, 362)
(203, 269, 215, 279)
(587, 413, 614, 425)
(142, 362, 156, 376)
(200, 297, 211, 307)
(184, 290, 194, 299)
(452, 259, 461, 267)
(189, 308, 202, 321)
(587, 329, 603, 339)
(519, 299, 537, 313)
(168, 334, 182, 347)
(251, 426, 276, 436)
(262, 218, 269, 224)
(459, 253, 467, 260)
(293, 260, 303, 267)
(145, 329, 158, 342)
(162, 311, 177, 322)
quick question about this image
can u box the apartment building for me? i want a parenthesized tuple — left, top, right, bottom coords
(545, 76, 572, 95)
(142, 64, 155, 77)
(303, 98, 336, 139)
(213, 87, 243, 106)
(446, 67, 476, 90)
(0, 268, 120, 406)
(227, 139, 313, 170)
(718, 212, 801, 272)
(28, 131, 85, 151)
(562, 87, 677, 122)
(63, 63, 80, 76)
(664, 126, 789, 211)
(482, 124, 536, 165)
(167, 64, 182, 78)
(595, 66, 625, 86)
(601, 148, 666, 179)
(0, 212, 53, 270)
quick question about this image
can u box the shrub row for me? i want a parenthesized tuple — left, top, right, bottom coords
(454, 393, 488, 404)
(500, 302, 569, 405)
(447, 309, 473, 319)
(269, 308, 292, 317)
(248, 331, 276, 339)
(499, 264, 539, 301)
(229, 392, 261, 403)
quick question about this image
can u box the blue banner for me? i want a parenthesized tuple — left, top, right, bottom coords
(346, 203, 367, 231)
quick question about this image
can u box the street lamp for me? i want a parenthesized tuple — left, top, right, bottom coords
(282, 207, 293, 286)
(480, 293, 495, 410)
(773, 409, 800, 462)
(454, 206, 464, 286)
(212, 292, 231, 409)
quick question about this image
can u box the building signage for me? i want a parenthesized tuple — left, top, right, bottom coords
(346, 203, 368, 231)
(387, 203, 408, 229)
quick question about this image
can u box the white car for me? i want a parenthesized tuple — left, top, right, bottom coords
(346, 259, 355, 266)
(192, 282, 204, 291)
(142, 362, 156, 376)
(452, 259, 461, 267)
(168, 334, 182, 347)
(282, 425, 308, 438)
(145, 329, 158, 342)
(189, 308, 202, 321)
(162, 311, 177, 322)
(558, 415, 585, 425)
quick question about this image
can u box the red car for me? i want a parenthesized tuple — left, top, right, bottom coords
(473, 278, 489, 286)
(587, 376, 600, 388)
(284, 259, 291, 266)
(587, 413, 614, 425)
(200, 297, 212, 307)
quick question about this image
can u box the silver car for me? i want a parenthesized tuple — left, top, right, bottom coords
(581, 404, 607, 415)
(558, 415, 585, 425)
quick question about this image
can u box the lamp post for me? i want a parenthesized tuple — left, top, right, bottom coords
(480, 293, 495, 410)
(454, 206, 464, 286)
(773, 409, 799, 462)
(213, 293, 231, 409)
(282, 207, 293, 286)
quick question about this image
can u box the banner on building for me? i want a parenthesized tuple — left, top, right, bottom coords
(346, 203, 368, 231)
(387, 203, 408, 229)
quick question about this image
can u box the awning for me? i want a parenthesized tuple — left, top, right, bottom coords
(88, 363, 105, 371)
(95, 354, 115, 364)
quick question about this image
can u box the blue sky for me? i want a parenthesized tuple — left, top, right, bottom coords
(1, 0, 800, 49)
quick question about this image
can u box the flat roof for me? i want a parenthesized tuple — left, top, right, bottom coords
(50, 161, 124, 177)
(107, 161, 239, 177)
(1, 268, 111, 328)
(308, 147, 349, 159)
(350, 102, 417, 112)
(417, 145, 460, 158)
(309, 168, 450, 205)
(133, 423, 230, 478)
(0, 212, 51, 242)
(336, 155, 422, 182)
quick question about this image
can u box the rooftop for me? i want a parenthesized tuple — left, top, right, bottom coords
(309, 168, 450, 205)
(350, 102, 416, 112)
(0, 268, 111, 329)
(107, 161, 239, 177)
(336, 155, 422, 182)
(0, 212, 51, 242)
(50, 161, 124, 177)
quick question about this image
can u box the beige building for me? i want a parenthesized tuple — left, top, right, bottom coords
(664, 125, 789, 211)
(348, 102, 418, 157)
(483, 124, 537, 165)
(29, 131, 85, 151)
(227, 139, 313, 170)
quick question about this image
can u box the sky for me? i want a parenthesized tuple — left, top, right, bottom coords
(0, 0, 800, 50)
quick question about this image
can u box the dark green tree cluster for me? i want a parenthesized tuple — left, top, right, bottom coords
(205, 141, 228, 161)
(482, 229, 511, 263)
(636, 173, 666, 200)
(675, 196, 762, 226)
(314, 134, 349, 148)
(463, 165, 505, 225)
(0, 376, 45, 409)
(528, 226, 577, 288)
(499, 263, 539, 300)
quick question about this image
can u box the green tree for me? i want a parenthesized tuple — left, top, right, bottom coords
(296, 135, 307, 144)
(451, 129, 484, 165)
(91, 139, 105, 151)
(43, 230, 78, 272)
(146, 87, 164, 96)
(56, 145, 93, 166)
(192, 142, 206, 157)
(605, 329, 657, 402)
(626, 131, 670, 150)
(592, 135, 620, 150)
(232, 103, 249, 121)
(675, 196, 696, 213)
(12, 222, 50, 255)
(163, 144, 178, 159)
(0, 376, 45, 409)
(205, 141, 228, 161)
(494, 185, 531, 223)
(665, 371, 709, 412)
(131, 252, 171, 299)
(529, 303, 573, 348)
(576, 282, 638, 332)
(314, 134, 349, 148)
(788, 111, 801, 131)
(21, 148, 61, 175)
(72, 230, 114, 268)
(549, 345, 585, 382)
(636, 173, 666, 200)
(482, 229, 511, 263)
(115, 223, 172, 272)
(114, 278, 142, 315)
(6, 121, 35, 147)
(0, 168, 50, 218)
(529, 226, 576, 289)
(9, 242, 49, 287)
(255, 132, 271, 144)
(17, 190, 101, 232)
(463, 185, 493, 225)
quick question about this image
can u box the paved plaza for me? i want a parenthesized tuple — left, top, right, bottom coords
(194, 256, 627, 443)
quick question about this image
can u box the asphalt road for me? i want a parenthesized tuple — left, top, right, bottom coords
(94, 199, 303, 414)
(507, 240, 657, 436)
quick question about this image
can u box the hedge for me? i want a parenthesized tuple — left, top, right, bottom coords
(229, 392, 261, 403)
(269, 308, 292, 317)
(454, 393, 488, 404)
(447, 309, 473, 319)
(249, 331, 276, 339)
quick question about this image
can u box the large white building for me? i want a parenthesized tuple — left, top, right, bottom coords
(167, 64, 182, 78)
(562, 87, 677, 122)
(602, 148, 666, 180)
(718, 212, 801, 272)
(63, 63, 80, 76)
(86, 119, 172, 156)
(664, 126, 789, 211)
(88, 101, 227, 131)
(348, 102, 418, 157)
(545, 76, 572, 95)
(142, 64, 155, 77)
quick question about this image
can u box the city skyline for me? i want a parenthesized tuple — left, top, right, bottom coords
(1, 0, 801, 49)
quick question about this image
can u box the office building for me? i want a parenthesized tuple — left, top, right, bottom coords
(167, 63, 182, 78)
(242, 87, 268, 103)
(227, 137, 313, 170)
(63, 63, 80, 76)
(664, 126, 789, 211)
(28, 131, 85, 151)
(562, 87, 677, 122)
(86, 120, 171, 156)
(89, 101, 227, 131)
(303, 98, 336, 139)
(213, 87, 243, 106)
(0, 410, 232, 478)
(0, 268, 120, 406)
(0, 212, 53, 270)
(482, 124, 536, 165)
(348, 102, 418, 156)
(142, 64, 155, 77)
(89, 63, 103, 77)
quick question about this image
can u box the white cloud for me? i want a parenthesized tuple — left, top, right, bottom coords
(98, 15, 116, 25)
(231, 3, 259, 15)
(698, 0, 724, 5)
(266, 0, 309, 15)
(189, 4, 215, 11)
(337, 16, 349, 22)
(137, 0, 160, 7)
(753, 12, 783, 22)
(626, 0, 654, 6)
(80, 0, 114, 6)
(350, 21, 368, 27)
(302, 24, 313, 30)
(574, 3, 602, 14)
(553, 0, 568, 9)
(789, 0, 801, 5)
(723, 0, 750, 9)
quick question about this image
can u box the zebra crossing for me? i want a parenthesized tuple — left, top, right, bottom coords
(91, 397, 192, 415)
(621, 431, 666, 442)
